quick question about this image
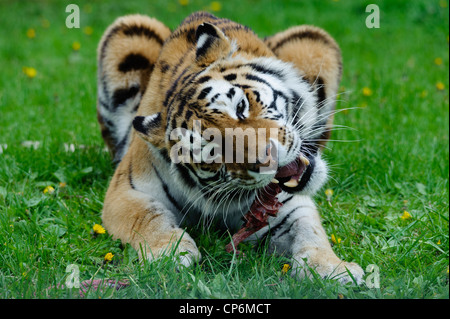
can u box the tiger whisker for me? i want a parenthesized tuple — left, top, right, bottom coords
(179, 179, 227, 225)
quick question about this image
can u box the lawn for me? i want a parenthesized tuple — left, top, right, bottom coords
(0, 0, 448, 300)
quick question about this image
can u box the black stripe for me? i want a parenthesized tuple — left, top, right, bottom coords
(176, 97, 187, 116)
(221, 24, 253, 35)
(113, 127, 131, 164)
(171, 26, 195, 43)
(98, 98, 110, 111)
(196, 36, 215, 60)
(269, 209, 295, 235)
(159, 60, 170, 73)
(224, 73, 237, 81)
(268, 92, 279, 111)
(256, 206, 298, 241)
(163, 66, 189, 108)
(170, 52, 187, 77)
(245, 75, 290, 107)
(101, 75, 111, 108)
(196, 75, 211, 84)
(122, 25, 164, 45)
(185, 110, 193, 121)
(290, 90, 304, 122)
(226, 88, 236, 100)
(152, 165, 183, 211)
(128, 163, 136, 190)
(175, 163, 197, 187)
(185, 27, 196, 44)
(198, 87, 212, 100)
(118, 53, 151, 73)
(281, 196, 293, 204)
(271, 30, 332, 53)
(184, 163, 222, 185)
(245, 74, 271, 87)
(253, 90, 261, 103)
(210, 93, 220, 103)
(272, 226, 291, 240)
(269, 205, 308, 238)
(112, 85, 140, 108)
(247, 63, 284, 80)
(316, 77, 326, 107)
(236, 84, 252, 90)
(99, 25, 121, 62)
(159, 149, 172, 163)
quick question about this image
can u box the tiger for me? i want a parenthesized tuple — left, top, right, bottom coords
(96, 11, 364, 284)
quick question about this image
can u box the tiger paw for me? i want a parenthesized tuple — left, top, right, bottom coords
(292, 251, 364, 285)
(138, 235, 201, 269)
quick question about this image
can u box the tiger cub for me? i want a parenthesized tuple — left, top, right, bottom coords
(97, 11, 364, 284)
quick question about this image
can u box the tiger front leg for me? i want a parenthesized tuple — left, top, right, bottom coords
(268, 195, 364, 284)
(101, 173, 200, 268)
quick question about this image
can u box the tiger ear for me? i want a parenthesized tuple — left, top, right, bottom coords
(132, 113, 163, 144)
(195, 23, 231, 66)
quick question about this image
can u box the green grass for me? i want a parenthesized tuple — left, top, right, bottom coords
(0, 0, 448, 299)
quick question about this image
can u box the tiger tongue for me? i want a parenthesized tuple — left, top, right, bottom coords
(275, 157, 304, 180)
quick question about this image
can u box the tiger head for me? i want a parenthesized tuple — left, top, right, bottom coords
(133, 22, 335, 202)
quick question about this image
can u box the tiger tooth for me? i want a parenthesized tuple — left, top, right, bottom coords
(284, 178, 299, 188)
(271, 178, 279, 184)
(299, 155, 310, 166)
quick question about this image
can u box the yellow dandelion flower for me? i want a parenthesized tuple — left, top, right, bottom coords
(281, 264, 291, 274)
(59, 182, 67, 188)
(401, 210, 412, 220)
(179, 0, 189, 5)
(43, 186, 55, 194)
(325, 189, 334, 206)
(83, 4, 93, 13)
(41, 19, 50, 29)
(436, 82, 445, 91)
(26, 28, 36, 39)
(22, 67, 37, 78)
(437, 239, 441, 245)
(104, 252, 114, 262)
(331, 234, 341, 245)
(210, 1, 222, 12)
(420, 90, 428, 98)
(93, 224, 106, 235)
(72, 41, 81, 51)
(362, 87, 373, 96)
(83, 26, 93, 36)
(434, 57, 443, 65)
